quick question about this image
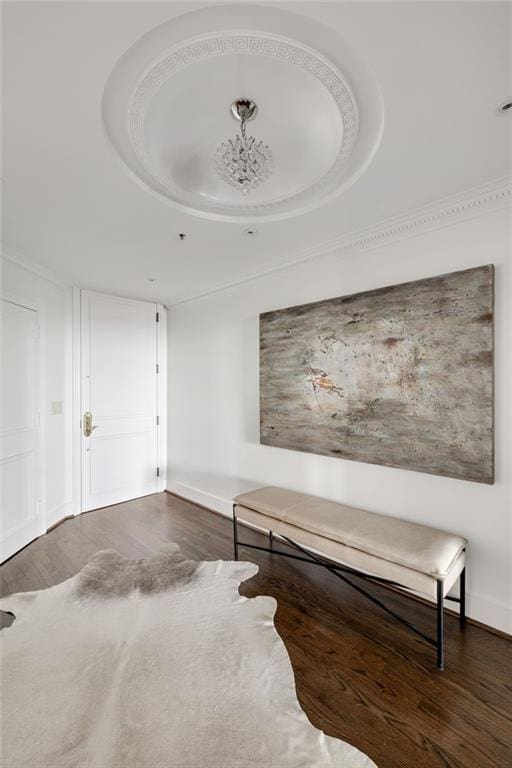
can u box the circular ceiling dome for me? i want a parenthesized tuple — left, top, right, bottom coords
(102, 5, 384, 222)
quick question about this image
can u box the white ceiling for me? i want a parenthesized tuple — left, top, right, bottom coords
(2, 1, 511, 305)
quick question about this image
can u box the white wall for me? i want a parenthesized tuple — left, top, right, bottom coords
(167, 206, 512, 633)
(1, 252, 72, 530)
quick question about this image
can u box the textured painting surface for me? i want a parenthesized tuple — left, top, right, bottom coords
(260, 265, 494, 483)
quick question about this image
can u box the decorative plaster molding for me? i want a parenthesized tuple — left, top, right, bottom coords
(171, 176, 512, 305)
(103, 5, 384, 222)
(1, 245, 72, 289)
(316, 176, 512, 258)
(128, 31, 359, 215)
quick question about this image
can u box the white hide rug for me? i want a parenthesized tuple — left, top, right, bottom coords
(0, 545, 377, 768)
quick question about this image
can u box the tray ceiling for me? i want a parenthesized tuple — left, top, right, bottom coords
(2, 1, 511, 304)
(102, 5, 383, 221)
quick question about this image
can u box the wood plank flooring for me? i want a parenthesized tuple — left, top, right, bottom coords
(1, 492, 511, 768)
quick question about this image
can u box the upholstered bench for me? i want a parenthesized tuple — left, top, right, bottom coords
(233, 486, 467, 669)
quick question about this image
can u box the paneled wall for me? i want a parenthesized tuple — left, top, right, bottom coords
(1, 253, 72, 530)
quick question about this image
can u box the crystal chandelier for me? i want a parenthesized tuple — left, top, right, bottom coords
(214, 99, 273, 195)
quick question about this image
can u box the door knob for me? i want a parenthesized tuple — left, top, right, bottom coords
(83, 411, 98, 437)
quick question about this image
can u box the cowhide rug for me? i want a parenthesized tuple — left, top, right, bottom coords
(0, 544, 377, 767)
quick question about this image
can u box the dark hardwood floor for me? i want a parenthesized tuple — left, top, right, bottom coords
(1, 492, 511, 768)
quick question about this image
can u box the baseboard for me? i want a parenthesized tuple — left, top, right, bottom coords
(45, 500, 73, 532)
(465, 592, 512, 638)
(167, 480, 512, 637)
(167, 474, 260, 517)
(46, 514, 74, 533)
(167, 479, 233, 517)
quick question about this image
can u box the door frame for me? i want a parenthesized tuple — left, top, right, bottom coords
(0, 292, 44, 553)
(71, 288, 167, 516)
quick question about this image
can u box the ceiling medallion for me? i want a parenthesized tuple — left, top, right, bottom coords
(102, 4, 385, 222)
(128, 33, 359, 215)
(214, 99, 274, 194)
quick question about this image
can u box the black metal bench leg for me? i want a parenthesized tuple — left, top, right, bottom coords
(232, 504, 239, 561)
(232, 516, 459, 669)
(460, 567, 466, 628)
(437, 579, 444, 670)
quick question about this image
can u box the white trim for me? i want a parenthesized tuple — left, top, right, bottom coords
(77, 288, 156, 307)
(171, 175, 512, 306)
(3, 177, 510, 309)
(64, 288, 74, 518)
(1, 245, 71, 289)
(168, 478, 234, 518)
(157, 305, 168, 492)
(467, 593, 512, 637)
(71, 287, 82, 516)
(45, 501, 73, 532)
(0, 289, 39, 315)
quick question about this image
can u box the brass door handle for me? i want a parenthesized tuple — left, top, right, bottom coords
(83, 411, 98, 437)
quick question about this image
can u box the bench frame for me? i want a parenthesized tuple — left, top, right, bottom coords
(232, 504, 466, 670)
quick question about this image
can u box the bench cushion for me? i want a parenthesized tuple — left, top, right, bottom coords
(234, 487, 466, 580)
(235, 505, 465, 599)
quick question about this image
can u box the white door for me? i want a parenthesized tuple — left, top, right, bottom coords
(1, 299, 41, 562)
(81, 291, 159, 512)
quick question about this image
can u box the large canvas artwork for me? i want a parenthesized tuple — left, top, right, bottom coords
(260, 265, 494, 483)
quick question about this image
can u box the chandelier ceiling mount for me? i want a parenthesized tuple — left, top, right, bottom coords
(230, 98, 258, 123)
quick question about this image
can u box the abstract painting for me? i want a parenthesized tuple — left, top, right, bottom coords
(260, 265, 494, 483)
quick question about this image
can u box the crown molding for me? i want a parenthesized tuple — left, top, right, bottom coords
(171, 175, 512, 306)
(1, 244, 72, 289)
(2, 176, 510, 306)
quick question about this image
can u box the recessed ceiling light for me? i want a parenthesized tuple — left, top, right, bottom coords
(243, 228, 258, 236)
(498, 100, 512, 113)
